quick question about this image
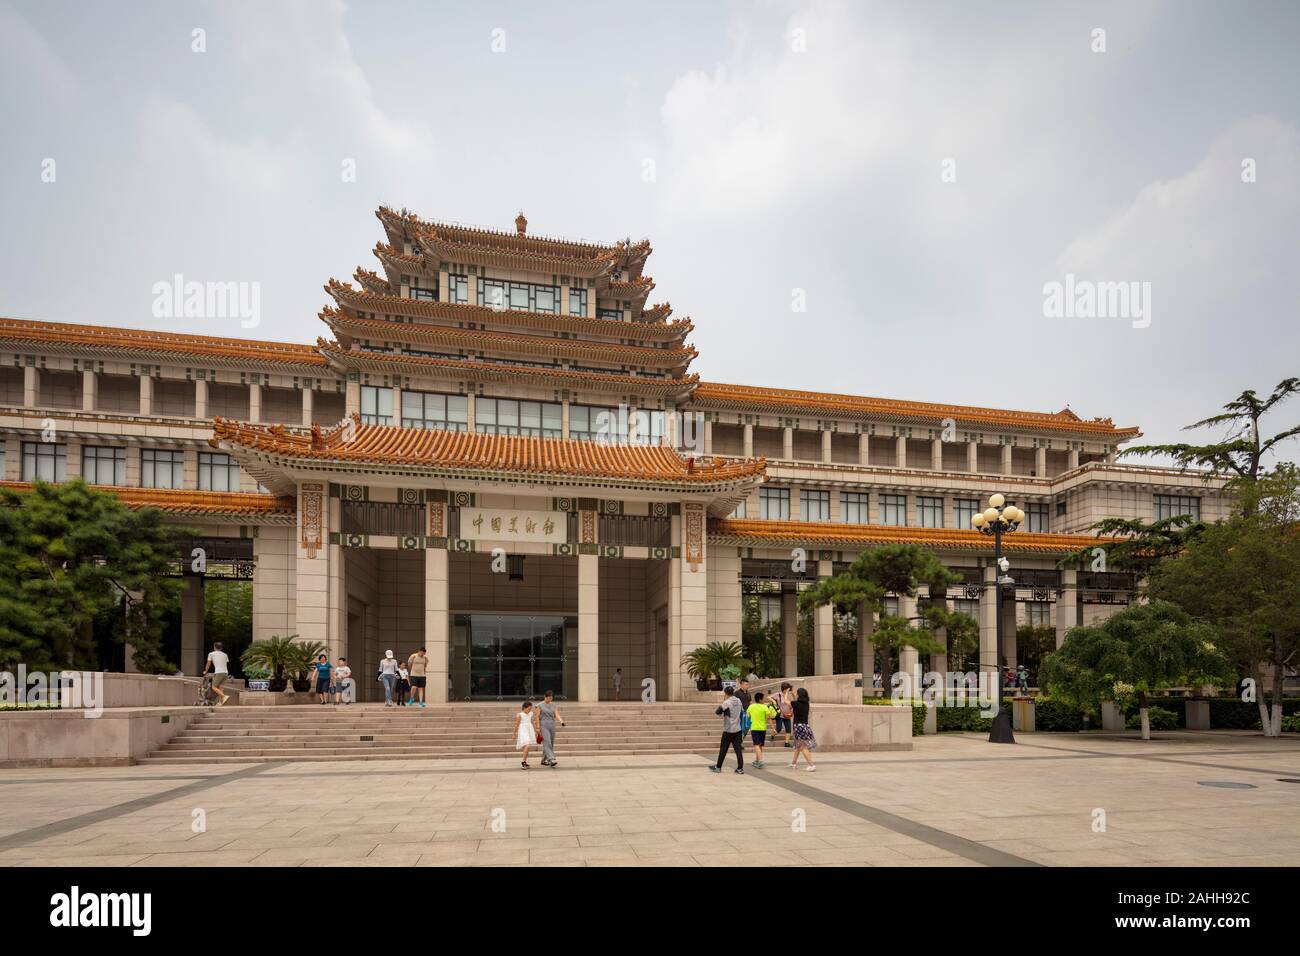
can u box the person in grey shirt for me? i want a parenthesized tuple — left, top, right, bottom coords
(710, 686, 744, 774)
(538, 690, 565, 768)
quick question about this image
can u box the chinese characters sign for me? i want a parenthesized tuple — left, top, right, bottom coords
(460, 507, 567, 545)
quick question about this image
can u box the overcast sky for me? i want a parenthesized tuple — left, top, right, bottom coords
(2, 0, 1298, 463)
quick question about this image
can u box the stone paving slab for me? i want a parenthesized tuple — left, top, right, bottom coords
(0, 731, 1296, 866)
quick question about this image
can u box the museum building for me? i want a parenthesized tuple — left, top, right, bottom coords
(0, 207, 1231, 701)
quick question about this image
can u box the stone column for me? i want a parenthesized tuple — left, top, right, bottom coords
(560, 285, 570, 315)
(782, 426, 793, 460)
(856, 603, 875, 692)
(1068, 449, 1080, 470)
(181, 576, 205, 676)
(858, 433, 870, 466)
(1035, 446, 1047, 477)
(898, 593, 919, 690)
(742, 423, 753, 458)
(560, 399, 570, 439)
(1056, 569, 1078, 648)
(301, 387, 314, 426)
(248, 383, 262, 423)
(139, 374, 153, 416)
(23, 366, 38, 406)
(294, 483, 337, 654)
(895, 434, 908, 468)
(1001, 443, 1013, 475)
(627, 405, 639, 444)
(345, 380, 360, 418)
(782, 589, 798, 678)
(703, 420, 713, 454)
(194, 379, 209, 419)
(578, 553, 599, 701)
(81, 370, 97, 412)
(967, 440, 978, 472)
(466, 391, 477, 431)
(931, 438, 943, 471)
(821, 430, 832, 463)
(426, 548, 450, 702)
(815, 559, 834, 675)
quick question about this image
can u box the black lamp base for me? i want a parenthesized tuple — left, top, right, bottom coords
(988, 710, 1016, 744)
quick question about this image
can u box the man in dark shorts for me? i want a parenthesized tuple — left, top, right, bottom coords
(406, 648, 428, 708)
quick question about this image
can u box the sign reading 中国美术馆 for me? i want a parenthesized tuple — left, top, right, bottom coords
(460, 507, 567, 545)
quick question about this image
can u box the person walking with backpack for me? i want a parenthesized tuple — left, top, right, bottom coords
(710, 686, 745, 774)
(773, 682, 795, 748)
(746, 691, 779, 769)
(789, 687, 817, 772)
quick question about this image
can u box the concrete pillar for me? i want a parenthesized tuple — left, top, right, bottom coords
(703, 419, 713, 454)
(782, 426, 793, 460)
(195, 379, 209, 420)
(858, 433, 870, 466)
(627, 405, 639, 445)
(1056, 569, 1078, 647)
(856, 603, 875, 692)
(294, 484, 337, 654)
(1001, 443, 1013, 475)
(181, 576, 204, 676)
(967, 441, 978, 472)
(466, 392, 476, 431)
(895, 434, 908, 468)
(1068, 449, 1080, 470)
(301, 387, 314, 426)
(815, 559, 834, 675)
(898, 593, 919, 689)
(345, 380, 361, 418)
(248, 383, 262, 423)
(81, 370, 97, 412)
(23, 366, 38, 406)
(426, 548, 449, 703)
(1035, 446, 1047, 478)
(782, 589, 798, 678)
(560, 400, 570, 439)
(821, 430, 832, 463)
(931, 438, 943, 471)
(578, 554, 599, 701)
(742, 423, 753, 458)
(560, 285, 570, 315)
(139, 374, 153, 416)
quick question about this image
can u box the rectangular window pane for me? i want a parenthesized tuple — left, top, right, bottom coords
(569, 288, 587, 316)
(449, 275, 468, 304)
(534, 287, 556, 313)
(22, 442, 66, 482)
(954, 499, 980, 530)
(1026, 503, 1050, 533)
(82, 446, 126, 485)
(801, 490, 829, 522)
(142, 449, 184, 489)
(199, 453, 239, 492)
(840, 492, 869, 524)
(881, 494, 906, 526)
(1154, 494, 1200, 522)
(918, 496, 943, 528)
(760, 487, 790, 521)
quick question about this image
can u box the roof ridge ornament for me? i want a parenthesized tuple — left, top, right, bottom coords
(515, 210, 527, 236)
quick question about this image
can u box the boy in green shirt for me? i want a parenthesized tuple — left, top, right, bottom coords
(746, 691, 779, 768)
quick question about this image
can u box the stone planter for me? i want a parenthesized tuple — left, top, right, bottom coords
(1185, 699, 1211, 730)
(923, 701, 937, 735)
(1012, 697, 1036, 732)
(1101, 700, 1125, 731)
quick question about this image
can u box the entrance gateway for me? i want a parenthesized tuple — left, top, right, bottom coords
(453, 613, 577, 700)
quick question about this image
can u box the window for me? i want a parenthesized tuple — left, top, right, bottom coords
(1154, 494, 1200, 522)
(401, 391, 468, 431)
(840, 491, 869, 524)
(801, 489, 830, 522)
(142, 449, 185, 489)
(1025, 502, 1050, 533)
(918, 496, 944, 528)
(760, 487, 790, 520)
(82, 446, 126, 485)
(410, 284, 437, 301)
(952, 599, 979, 621)
(569, 404, 623, 442)
(598, 307, 622, 322)
(1027, 602, 1051, 627)
(198, 453, 241, 492)
(637, 409, 667, 446)
(477, 278, 559, 314)
(730, 498, 747, 519)
(360, 386, 394, 425)
(476, 398, 562, 438)
(448, 275, 468, 304)
(881, 494, 907, 526)
(881, 596, 901, 618)
(568, 287, 588, 316)
(22, 441, 65, 481)
(1056, 501, 1068, 517)
(954, 498, 980, 530)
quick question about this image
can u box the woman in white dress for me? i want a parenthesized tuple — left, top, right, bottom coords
(514, 700, 539, 768)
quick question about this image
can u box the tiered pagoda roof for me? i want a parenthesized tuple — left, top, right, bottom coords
(0, 480, 295, 521)
(212, 417, 766, 495)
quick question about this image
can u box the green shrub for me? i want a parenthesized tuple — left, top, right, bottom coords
(1282, 715, 1300, 734)
(1206, 697, 1300, 730)
(1125, 706, 1179, 731)
(1034, 698, 1088, 732)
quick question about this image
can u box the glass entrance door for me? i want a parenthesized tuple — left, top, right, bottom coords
(458, 613, 576, 700)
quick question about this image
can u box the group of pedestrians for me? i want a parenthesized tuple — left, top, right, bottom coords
(375, 649, 430, 707)
(713, 679, 816, 774)
(513, 691, 565, 768)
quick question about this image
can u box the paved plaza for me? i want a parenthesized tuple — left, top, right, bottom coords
(1, 732, 1297, 867)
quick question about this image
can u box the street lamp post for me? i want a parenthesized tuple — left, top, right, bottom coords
(971, 493, 1022, 744)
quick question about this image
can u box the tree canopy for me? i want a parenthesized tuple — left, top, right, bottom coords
(0, 480, 185, 672)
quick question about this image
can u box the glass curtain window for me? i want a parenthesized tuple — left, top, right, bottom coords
(477, 398, 561, 438)
(568, 287, 588, 316)
(360, 386, 394, 425)
(918, 496, 943, 528)
(477, 278, 559, 313)
(801, 490, 830, 521)
(881, 494, 907, 526)
(569, 404, 622, 442)
(448, 275, 468, 304)
(760, 487, 790, 520)
(198, 453, 241, 492)
(401, 391, 468, 431)
(82, 446, 126, 485)
(22, 442, 65, 481)
(840, 492, 869, 524)
(142, 449, 185, 489)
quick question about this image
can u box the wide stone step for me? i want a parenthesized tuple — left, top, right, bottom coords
(146, 744, 717, 759)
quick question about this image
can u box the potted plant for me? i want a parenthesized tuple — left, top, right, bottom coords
(240, 635, 302, 693)
(680, 642, 753, 691)
(289, 640, 327, 693)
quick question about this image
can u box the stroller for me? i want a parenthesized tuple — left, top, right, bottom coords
(196, 674, 222, 706)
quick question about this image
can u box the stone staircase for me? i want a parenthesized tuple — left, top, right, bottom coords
(143, 702, 724, 764)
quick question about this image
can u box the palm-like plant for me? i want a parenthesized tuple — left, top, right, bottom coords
(240, 635, 303, 683)
(680, 641, 752, 684)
